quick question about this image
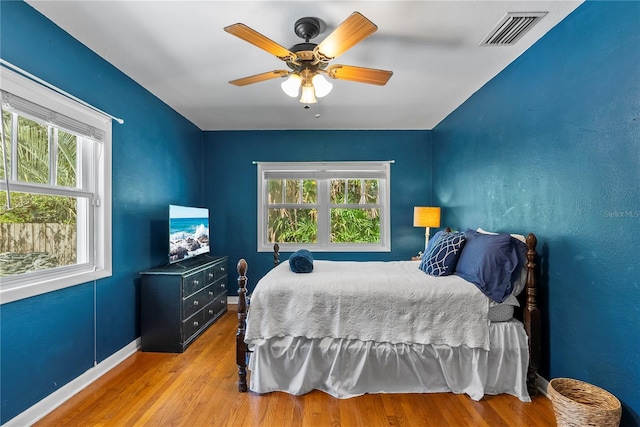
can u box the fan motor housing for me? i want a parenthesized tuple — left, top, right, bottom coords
(294, 17, 321, 41)
(290, 42, 317, 53)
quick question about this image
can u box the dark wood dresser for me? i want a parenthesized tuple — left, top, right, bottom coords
(140, 255, 228, 352)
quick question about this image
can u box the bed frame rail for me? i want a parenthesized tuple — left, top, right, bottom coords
(236, 235, 540, 396)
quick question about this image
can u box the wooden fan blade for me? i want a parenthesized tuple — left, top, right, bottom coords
(224, 23, 296, 61)
(229, 70, 289, 86)
(326, 65, 393, 86)
(315, 12, 378, 60)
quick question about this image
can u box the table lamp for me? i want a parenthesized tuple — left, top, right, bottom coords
(413, 206, 441, 250)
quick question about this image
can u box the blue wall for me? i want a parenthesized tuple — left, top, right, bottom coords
(3, 0, 639, 425)
(431, 2, 639, 425)
(203, 130, 432, 289)
(0, 2, 203, 423)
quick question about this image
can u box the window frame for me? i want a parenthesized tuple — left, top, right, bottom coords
(1, 68, 112, 304)
(257, 161, 391, 252)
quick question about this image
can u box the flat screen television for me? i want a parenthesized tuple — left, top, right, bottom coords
(168, 204, 210, 263)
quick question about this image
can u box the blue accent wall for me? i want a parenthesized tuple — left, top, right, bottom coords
(3, 0, 638, 425)
(431, 2, 639, 425)
(0, 2, 203, 423)
(203, 130, 432, 289)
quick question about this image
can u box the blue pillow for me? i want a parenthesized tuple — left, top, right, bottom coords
(424, 230, 446, 254)
(511, 238, 528, 289)
(419, 232, 467, 276)
(454, 230, 520, 303)
(289, 249, 314, 273)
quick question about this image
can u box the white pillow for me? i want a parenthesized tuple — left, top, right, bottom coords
(476, 227, 526, 244)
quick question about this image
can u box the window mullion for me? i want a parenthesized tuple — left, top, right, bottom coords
(282, 179, 286, 204)
(343, 179, 347, 204)
(317, 178, 329, 247)
(49, 126, 57, 185)
(10, 112, 18, 180)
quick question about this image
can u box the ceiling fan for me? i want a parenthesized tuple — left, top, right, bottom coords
(224, 12, 393, 104)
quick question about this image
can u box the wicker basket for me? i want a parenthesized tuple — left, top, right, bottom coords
(548, 378, 621, 427)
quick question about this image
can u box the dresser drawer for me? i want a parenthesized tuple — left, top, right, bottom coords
(183, 270, 205, 297)
(204, 293, 227, 324)
(204, 301, 217, 324)
(182, 310, 205, 342)
(203, 283, 216, 306)
(212, 277, 227, 298)
(183, 287, 206, 319)
(213, 291, 227, 317)
(204, 262, 227, 285)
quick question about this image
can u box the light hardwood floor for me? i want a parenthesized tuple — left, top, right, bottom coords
(35, 306, 557, 426)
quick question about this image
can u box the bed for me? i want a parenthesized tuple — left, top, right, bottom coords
(235, 230, 541, 402)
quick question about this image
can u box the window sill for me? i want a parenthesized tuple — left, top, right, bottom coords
(258, 243, 391, 253)
(0, 267, 112, 304)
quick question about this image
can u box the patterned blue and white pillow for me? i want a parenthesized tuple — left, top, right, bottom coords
(419, 232, 467, 276)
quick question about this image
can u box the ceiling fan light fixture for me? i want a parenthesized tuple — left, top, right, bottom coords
(312, 74, 333, 98)
(281, 74, 301, 97)
(299, 83, 317, 104)
(226, 12, 392, 105)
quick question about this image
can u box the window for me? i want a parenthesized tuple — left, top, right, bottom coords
(257, 162, 391, 252)
(1, 68, 112, 303)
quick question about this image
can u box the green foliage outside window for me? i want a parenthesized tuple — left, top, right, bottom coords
(1, 111, 77, 224)
(330, 208, 380, 243)
(268, 208, 318, 243)
(266, 178, 381, 244)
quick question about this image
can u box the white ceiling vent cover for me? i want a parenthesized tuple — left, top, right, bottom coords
(481, 12, 548, 46)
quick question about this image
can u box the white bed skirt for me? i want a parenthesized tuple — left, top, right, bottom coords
(247, 319, 531, 402)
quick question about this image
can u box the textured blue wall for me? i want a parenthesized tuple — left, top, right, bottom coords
(203, 130, 432, 291)
(432, 2, 639, 425)
(5, 0, 637, 424)
(0, 2, 203, 423)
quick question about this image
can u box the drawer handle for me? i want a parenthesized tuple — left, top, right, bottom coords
(221, 284, 226, 289)
(208, 272, 214, 279)
(193, 321, 199, 327)
(193, 279, 199, 285)
(193, 300, 199, 306)
(221, 300, 225, 305)
(221, 267, 225, 272)
(209, 291, 214, 296)
(209, 309, 214, 315)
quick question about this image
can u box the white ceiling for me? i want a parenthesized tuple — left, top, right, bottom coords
(26, 1, 583, 131)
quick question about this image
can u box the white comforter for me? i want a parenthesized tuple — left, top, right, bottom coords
(246, 260, 492, 350)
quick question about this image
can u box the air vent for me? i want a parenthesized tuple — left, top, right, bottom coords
(481, 12, 548, 46)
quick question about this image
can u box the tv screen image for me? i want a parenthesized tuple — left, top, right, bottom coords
(169, 204, 210, 263)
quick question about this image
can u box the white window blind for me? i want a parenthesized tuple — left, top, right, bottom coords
(1, 90, 105, 142)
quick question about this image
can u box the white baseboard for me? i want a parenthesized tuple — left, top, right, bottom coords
(537, 373, 549, 397)
(4, 338, 141, 427)
(227, 295, 238, 305)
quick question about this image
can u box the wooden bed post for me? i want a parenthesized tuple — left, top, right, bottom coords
(236, 258, 248, 392)
(524, 233, 541, 396)
(236, 245, 279, 393)
(273, 243, 280, 267)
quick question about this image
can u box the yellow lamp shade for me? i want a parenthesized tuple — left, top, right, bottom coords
(413, 207, 441, 228)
